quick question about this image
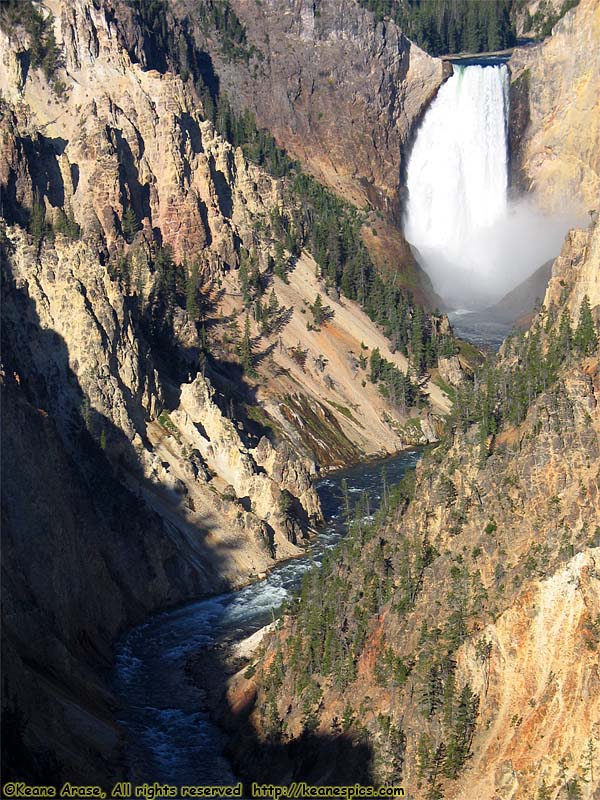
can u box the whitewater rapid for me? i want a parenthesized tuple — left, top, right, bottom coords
(404, 62, 581, 310)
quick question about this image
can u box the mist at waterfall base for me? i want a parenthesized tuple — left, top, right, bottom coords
(404, 63, 583, 311)
(412, 198, 580, 309)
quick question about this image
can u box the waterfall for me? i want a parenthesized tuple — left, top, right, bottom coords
(404, 63, 581, 310)
(405, 65, 509, 263)
(405, 64, 509, 307)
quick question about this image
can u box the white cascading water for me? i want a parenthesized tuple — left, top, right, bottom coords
(406, 64, 509, 263)
(404, 63, 581, 309)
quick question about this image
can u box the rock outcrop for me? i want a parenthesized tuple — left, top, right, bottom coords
(509, 0, 600, 215)
(453, 549, 600, 799)
(0, 0, 282, 269)
(0, 0, 317, 780)
(228, 221, 600, 797)
(543, 224, 600, 318)
(179, 0, 444, 218)
(0, 221, 320, 782)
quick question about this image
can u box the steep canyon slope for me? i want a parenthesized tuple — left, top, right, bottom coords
(227, 220, 600, 798)
(509, 0, 600, 214)
(161, 0, 447, 302)
(176, 0, 444, 215)
(0, 0, 453, 783)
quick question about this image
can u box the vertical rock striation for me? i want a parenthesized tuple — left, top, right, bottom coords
(178, 0, 444, 218)
(0, 0, 322, 781)
(509, 0, 600, 214)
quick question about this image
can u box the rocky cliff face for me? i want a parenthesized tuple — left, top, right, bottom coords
(543, 225, 600, 318)
(186, 0, 443, 215)
(0, 0, 449, 464)
(509, 0, 600, 215)
(513, 0, 574, 38)
(0, 0, 282, 269)
(1, 223, 321, 782)
(167, 0, 445, 301)
(0, 0, 452, 781)
(227, 221, 600, 797)
(1, 382, 205, 785)
(0, 0, 311, 781)
(452, 549, 599, 799)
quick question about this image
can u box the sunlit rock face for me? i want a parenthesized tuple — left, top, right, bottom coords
(184, 0, 445, 215)
(509, 0, 600, 217)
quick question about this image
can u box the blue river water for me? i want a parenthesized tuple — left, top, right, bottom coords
(112, 450, 421, 788)
(448, 310, 512, 351)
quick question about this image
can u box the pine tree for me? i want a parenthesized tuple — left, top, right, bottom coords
(239, 315, 255, 376)
(369, 348, 383, 383)
(114, 254, 132, 291)
(464, 1, 482, 52)
(575, 295, 597, 355)
(238, 251, 250, 305)
(122, 206, 139, 243)
(558, 308, 573, 356)
(200, 325, 208, 355)
(54, 207, 80, 239)
(443, 686, 476, 778)
(411, 305, 425, 374)
(29, 191, 47, 249)
(487, 7, 501, 52)
(311, 293, 325, 326)
(155, 244, 176, 299)
(273, 241, 288, 283)
(565, 779, 582, 799)
(41, 26, 62, 81)
(417, 733, 433, 779)
(254, 298, 264, 326)
(427, 742, 447, 799)
(268, 288, 279, 316)
(249, 259, 263, 300)
(582, 737, 596, 784)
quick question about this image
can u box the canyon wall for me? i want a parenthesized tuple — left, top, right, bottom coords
(0, 0, 453, 781)
(168, 0, 446, 302)
(5, 0, 598, 787)
(229, 219, 600, 798)
(509, 0, 600, 215)
(181, 0, 444, 215)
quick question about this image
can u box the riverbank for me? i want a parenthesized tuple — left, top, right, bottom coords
(184, 622, 274, 719)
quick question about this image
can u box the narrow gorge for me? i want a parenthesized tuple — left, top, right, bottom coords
(1, 0, 599, 798)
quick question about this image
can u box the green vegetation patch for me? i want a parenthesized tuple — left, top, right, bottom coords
(158, 411, 180, 439)
(358, 0, 516, 56)
(1, 0, 63, 84)
(243, 402, 284, 441)
(327, 400, 363, 428)
(431, 374, 457, 403)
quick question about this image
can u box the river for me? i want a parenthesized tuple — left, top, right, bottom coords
(447, 309, 512, 350)
(112, 449, 421, 789)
